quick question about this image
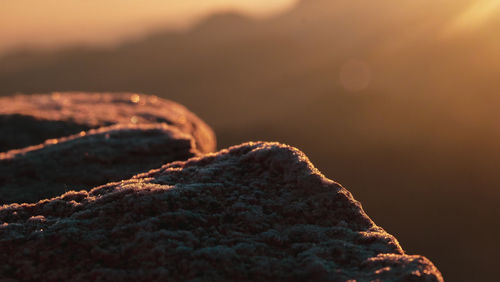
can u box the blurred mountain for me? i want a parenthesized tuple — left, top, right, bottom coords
(1, 1, 500, 281)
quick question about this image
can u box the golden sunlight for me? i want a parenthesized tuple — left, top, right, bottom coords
(444, 0, 500, 37)
(0, 0, 297, 54)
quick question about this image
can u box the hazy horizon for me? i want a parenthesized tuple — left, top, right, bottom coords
(2, 0, 500, 56)
(0, 0, 297, 55)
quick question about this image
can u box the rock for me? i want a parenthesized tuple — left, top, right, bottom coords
(0, 92, 216, 153)
(0, 142, 443, 281)
(0, 124, 199, 204)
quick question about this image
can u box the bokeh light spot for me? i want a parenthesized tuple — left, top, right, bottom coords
(339, 59, 372, 92)
(130, 94, 140, 104)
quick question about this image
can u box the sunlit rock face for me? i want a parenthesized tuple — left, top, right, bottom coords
(0, 92, 216, 153)
(0, 124, 199, 204)
(0, 142, 443, 281)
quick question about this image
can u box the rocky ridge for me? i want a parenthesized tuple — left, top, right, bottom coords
(0, 92, 216, 153)
(0, 123, 199, 204)
(0, 93, 443, 281)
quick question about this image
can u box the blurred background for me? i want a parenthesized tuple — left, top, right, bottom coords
(1, 0, 499, 280)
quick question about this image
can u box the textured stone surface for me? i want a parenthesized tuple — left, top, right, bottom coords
(0, 124, 199, 204)
(0, 92, 216, 153)
(0, 142, 443, 281)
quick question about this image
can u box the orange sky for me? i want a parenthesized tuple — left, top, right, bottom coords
(442, 0, 500, 37)
(0, 0, 297, 54)
(1, 0, 498, 55)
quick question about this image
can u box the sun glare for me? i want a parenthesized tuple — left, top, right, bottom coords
(444, 0, 500, 37)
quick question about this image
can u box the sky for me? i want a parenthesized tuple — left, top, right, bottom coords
(1, 0, 499, 55)
(443, 0, 500, 36)
(0, 0, 297, 55)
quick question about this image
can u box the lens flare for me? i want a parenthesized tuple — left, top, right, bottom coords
(339, 59, 372, 93)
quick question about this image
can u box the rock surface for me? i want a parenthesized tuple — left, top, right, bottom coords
(0, 92, 216, 153)
(0, 124, 199, 204)
(0, 142, 443, 281)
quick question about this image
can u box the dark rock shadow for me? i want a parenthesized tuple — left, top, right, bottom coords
(0, 114, 92, 152)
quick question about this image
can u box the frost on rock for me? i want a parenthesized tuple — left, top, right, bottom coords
(0, 124, 199, 204)
(0, 142, 443, 281)
(0, 92, 216, 153)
